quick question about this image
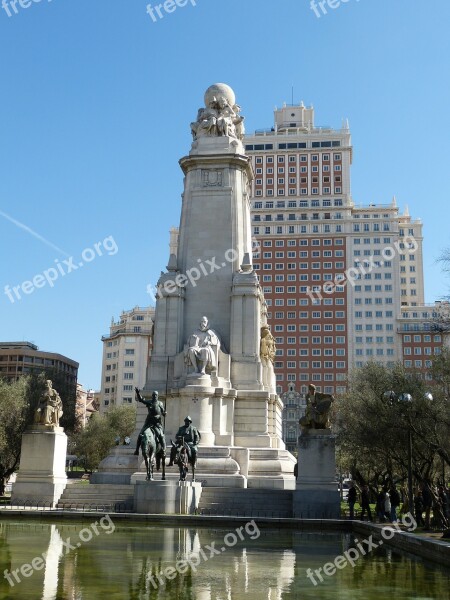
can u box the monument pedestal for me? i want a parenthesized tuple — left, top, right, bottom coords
(11, 426, 68, 507)
(134, 480, 202, 514)
(90, 447, 139, 485)
(293, 429, 340, 518)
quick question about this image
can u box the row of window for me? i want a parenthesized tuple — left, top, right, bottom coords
(252, 152, 342, 161)
(355, 349, 395, 356)
(254, 225, 344, 234)
(255, 187, 343, 197)
(404, 347, 440, 355)
(257, 250, 345, 258)
(355, 323, 394, 330)
(253, 213, 343, 221)
(260, 238, 344, 246)
(254, 200, 344, 209)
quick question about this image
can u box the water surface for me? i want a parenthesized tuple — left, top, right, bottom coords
(0, 519, 449, 599)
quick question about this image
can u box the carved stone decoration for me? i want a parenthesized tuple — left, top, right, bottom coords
(191, 83, 245, 142)
(34, 380, 63, 428)
(184, 316, 221, 375)
(260, 325, 276, 363)
(202, 169, 223, 187)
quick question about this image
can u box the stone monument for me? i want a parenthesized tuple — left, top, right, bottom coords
(12, 380, 68, 507)
(293, 384, 340, 518)
(130, 83, 295, 489)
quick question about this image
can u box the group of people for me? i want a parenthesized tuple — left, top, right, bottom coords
(347, 483, 401, 522)
(347, 481, 450, 526)
(414, 483, 449, 528)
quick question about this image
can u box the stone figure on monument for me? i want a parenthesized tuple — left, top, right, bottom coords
(185, 316, 221, 375)
(299, 384, 335, 430)
(133, 388, 166, 456)
(190, 83, 245, 141)
(34, 380, 63, 427)
(260, 325, 276, 363)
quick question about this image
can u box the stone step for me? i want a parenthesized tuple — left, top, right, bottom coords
(57, 483, 134, 510)
(198, 487, 293, 517)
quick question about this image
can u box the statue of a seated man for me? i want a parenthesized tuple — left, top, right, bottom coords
(300, 384, 335, 430)
(185, 316, 220, 375)
(34, 380, 63, 427)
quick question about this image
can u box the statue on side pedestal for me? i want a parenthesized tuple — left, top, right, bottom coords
(300, 384, 335, 430)
(185, 316, 221, 376)
(34, 380, 63, 427)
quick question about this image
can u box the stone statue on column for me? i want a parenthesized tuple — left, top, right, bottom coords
(190, 83, 245, 141)
(34, 380, 63, 427)
(185, 316, 221, 375)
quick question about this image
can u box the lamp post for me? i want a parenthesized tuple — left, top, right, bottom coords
(383, 390, 433, 515)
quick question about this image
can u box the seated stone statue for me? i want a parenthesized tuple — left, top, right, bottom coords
(300, 384, 335, 430)
(185, 316, 221, 375)
(34, 380, 63, 427)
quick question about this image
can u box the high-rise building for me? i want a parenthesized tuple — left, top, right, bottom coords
(244, 101, 425, 396)
(99, 306, 155, 413)
(0, 341, 78, 385)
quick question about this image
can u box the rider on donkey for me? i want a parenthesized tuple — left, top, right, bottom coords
(168, 416, 201, 466)
(134, 388, 166, 455)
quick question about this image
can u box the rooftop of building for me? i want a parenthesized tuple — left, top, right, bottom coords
(0, 341, 79, 367)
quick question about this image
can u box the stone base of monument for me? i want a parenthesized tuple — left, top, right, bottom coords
(90, 447, 140, 485)
(293, 429, 340, 518)
(247, 448, 297, 490)
(134, 480, 202, 514)
(11, 426, 68, 508)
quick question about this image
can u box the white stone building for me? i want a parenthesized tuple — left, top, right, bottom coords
(98, 306, 155, 413)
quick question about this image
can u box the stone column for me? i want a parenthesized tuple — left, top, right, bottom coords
(293, 429, 340, 518)
(11, 426, 68, 507)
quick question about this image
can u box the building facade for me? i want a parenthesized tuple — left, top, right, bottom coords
(245, 102, 426, 398)
(99, 306, 155, 413)
(0, 341, 78, 385)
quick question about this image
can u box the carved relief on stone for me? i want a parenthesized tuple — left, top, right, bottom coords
(260, 325, 276, 363)
(202, 169, 223, 187)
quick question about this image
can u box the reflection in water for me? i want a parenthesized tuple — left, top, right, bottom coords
(0, 520, 449, 599)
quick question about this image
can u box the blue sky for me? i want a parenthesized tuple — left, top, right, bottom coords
(1, 0, 449, 389)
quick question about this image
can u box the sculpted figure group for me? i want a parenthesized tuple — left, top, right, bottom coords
(191, 93, 245, 141)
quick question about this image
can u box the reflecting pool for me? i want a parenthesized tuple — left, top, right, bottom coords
(0, 519, 449, 599)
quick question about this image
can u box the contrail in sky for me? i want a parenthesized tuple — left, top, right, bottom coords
(0, 210, 70, 258)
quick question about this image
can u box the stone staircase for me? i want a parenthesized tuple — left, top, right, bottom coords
(198, 487, 293, 518)
(57, 483, 134, 511)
